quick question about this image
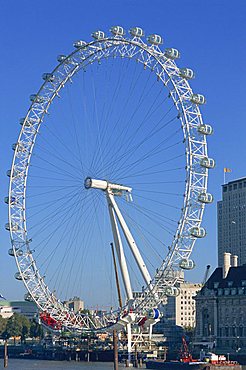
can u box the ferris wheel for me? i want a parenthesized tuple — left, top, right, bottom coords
(6, 26, 214, 333)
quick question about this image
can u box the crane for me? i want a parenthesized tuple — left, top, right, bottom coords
(202, 265, 211, 285)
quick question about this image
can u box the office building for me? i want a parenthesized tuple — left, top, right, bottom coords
(154, 282, 202, 349)
(64, 296, 84, 313)
(155, 282, 202, 330)
(0, 300, 38, 319)
(217, 177, 246, 266)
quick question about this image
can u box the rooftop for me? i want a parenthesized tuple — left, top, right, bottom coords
(0, 300, 37, 307)
(222, 177, 246, 187)
(199, 265, 246, 292)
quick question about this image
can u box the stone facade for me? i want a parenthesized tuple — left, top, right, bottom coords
(195, 264, 246, 353)
(176, 283, 202, 328)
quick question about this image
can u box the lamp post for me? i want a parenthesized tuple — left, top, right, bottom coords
(208, 324, 212, 350)
(236, 336, 241, 353)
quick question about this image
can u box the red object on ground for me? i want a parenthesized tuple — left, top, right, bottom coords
(180, 336, 193, 363)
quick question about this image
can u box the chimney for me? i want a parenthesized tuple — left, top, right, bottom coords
(223, 252, 231, 279)
(231, 255, 238, 267)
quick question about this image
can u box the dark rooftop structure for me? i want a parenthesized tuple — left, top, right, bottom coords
(200, 265, 246, 292)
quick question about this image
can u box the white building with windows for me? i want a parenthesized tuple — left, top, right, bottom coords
(176, 282, 202, 328)
(153, 281, 202, 351)
(64, 296, 84, 313)
(0, 300, 38, 319)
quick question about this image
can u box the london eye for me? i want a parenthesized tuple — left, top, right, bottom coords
(6, 26, 214, 333)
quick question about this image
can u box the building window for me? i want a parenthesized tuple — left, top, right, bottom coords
(218, 289, 223, 296)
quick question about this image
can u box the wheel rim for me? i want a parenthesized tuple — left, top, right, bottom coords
(7, 28, 213, 332)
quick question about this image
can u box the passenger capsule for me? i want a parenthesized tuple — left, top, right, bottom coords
(8, 248, 23, 257)
(4, 196, 16, 205)
(179, 68, 195, 79)
(147, 34, 163, 45)
(129, 27, 144, 37)
(190, 226, 206, 238)
(198, 192, 213, 204)
(132, 325, 141, 334)
(15, 272, 29, 281)
(42, 73, 55, 82)
(30, 94, 44, 104)
(8, 248, 14, 256)
(110, 26, 125, 36)
(12, 142, 26, 152)
(197, 124, 213, 135)
(200, 157, 215, 169)
(73, 40, 87, 49)
(190, 94, 206, 105)
(147, 308, 160, 320)
(6, 168, 20, 178)
(19, 117, 35, 127)
(24, 293, 33, 301)
(179, 258, 195, 270)
(56, 54, 68, 63)
(164, 48, 180, 59)
(15, 272, 22, 280)
(164, 286, 180, 297)
(91, 31, 105, 40)
(5, 222, 19, 231)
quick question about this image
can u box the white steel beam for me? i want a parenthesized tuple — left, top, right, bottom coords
(107, 195, 133, 301)
(107, 192, 152, 286)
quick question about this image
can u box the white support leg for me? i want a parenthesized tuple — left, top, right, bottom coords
(149, 323, 153, 346)
(108, 193, 152, 286)
(127, 322, 132, 364)
(107, 195, 133, 301)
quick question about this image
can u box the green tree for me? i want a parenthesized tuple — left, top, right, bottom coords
(30, 319, 43, 340)
(0, 316, 7, 338)
(4, 313, 23, 344)
(3, 313, 31, 344)
(183, 326, 195, 342)
(20, 315, 31, 343)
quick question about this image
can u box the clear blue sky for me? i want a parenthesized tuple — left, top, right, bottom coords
(0, 0, 246, 307)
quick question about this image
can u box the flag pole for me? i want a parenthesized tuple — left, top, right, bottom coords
(224, 168, 232, 184)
